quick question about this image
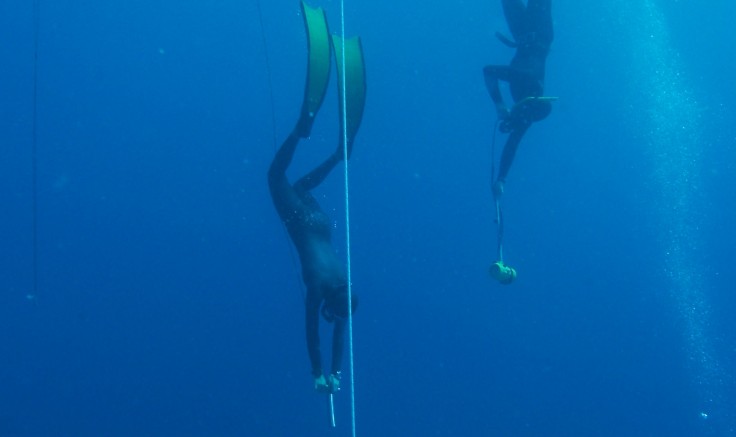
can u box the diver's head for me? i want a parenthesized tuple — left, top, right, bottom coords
(321, 291, 359, 323)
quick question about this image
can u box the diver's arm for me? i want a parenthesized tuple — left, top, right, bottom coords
(306, 295, 323, 377)
(330, 318, 347, 375)
(294, 152, 341, 193)
(496, 123, 530, 183)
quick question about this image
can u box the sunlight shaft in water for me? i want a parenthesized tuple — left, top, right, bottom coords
(619, 0, 730, 430)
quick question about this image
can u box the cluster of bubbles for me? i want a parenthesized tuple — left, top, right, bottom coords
(618, 0, 731, 432)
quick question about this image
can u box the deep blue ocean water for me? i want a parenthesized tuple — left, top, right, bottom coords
(1, 1, 735, 436)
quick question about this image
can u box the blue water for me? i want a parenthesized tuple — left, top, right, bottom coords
(2, 1, 735, 436)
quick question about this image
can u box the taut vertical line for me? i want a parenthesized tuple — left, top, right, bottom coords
(31, 0, 40, 298)
(338, 1, 357, 436)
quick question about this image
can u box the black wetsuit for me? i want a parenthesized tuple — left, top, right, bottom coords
(267, 131, 349, 379)
(484, 0, 553, 183)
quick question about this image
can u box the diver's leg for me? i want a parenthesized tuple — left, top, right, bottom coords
(527, 0, 553, 46)
(496, 122, 530, 183)
(268, 131, 302, 214)
(294, 152, 341, 193)
(501, 0, 528, 41)
(484, 65, 514, 118)
(268, 131, 299, 183)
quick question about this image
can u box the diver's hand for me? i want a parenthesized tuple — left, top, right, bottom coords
(492, 180, 505, 199)
(327, 373, 341, 393)
(314, 373, 340, 394)
(314, 374, 330, 393)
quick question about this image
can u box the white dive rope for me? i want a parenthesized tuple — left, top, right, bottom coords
(31, 0, 40, 300)
(338, 1, 357, 435)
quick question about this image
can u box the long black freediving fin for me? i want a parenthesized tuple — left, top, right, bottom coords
(331, 34, 366, 156)
(297, 1, 332, 137)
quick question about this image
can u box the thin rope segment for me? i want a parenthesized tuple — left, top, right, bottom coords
(31, 0, 40, 298)
(490, 120, 497, 188)
(496, 205, 504, 262)
(338, 1, 357, 436)
(490, 120, 503, 262)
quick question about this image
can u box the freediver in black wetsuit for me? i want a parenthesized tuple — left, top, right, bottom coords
(483, 0, 554, 197)
(267, 1, 365, 394)
(268, 129, 356, 394)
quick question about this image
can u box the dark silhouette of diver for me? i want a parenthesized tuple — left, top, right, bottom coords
(267, 1, 365, 395)
(483, 0, 554, 197)
(268, 129, 357, 394)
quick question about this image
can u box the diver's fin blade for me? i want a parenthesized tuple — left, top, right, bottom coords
(332, 35, 367, 149)
(297, 1, 332, 137)
(514, 95, 559, 106)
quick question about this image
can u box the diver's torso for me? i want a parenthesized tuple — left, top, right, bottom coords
(510, 48, 547, 82)
(298, 238, 347, 295)
(284, 201, 332, 241)
(282, 196, 347, 294)
(509, 47, 547, 100)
